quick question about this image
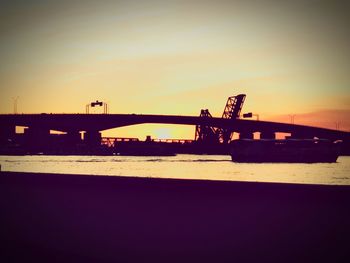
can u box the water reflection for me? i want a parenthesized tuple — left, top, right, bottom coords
(0, 155, 349, 185)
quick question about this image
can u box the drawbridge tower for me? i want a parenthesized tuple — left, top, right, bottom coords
(195, 94, 246, 144)
(194, 109, 217, 142)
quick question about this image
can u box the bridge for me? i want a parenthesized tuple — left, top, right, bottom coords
(1, 93, 349, 154)
(0, 113, 349, 142)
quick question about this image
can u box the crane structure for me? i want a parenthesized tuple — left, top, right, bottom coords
(195, 94, 246, 144)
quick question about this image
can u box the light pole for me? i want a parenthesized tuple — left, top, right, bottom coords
(12, 96, 19, 114)
(335, 121, 341, 130)
(253, 113, 259, 121)
(289, 114, 296, 124)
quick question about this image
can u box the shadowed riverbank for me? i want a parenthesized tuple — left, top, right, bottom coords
(1, 171, 350, 262)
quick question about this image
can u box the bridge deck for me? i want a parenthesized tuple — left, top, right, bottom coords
(0, 113, 349, 140)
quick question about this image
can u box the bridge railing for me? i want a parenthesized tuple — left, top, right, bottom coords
(101, 137, 140, 147)
(151, 139, 194, 144)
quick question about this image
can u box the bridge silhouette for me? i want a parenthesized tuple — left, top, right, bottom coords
(1, 113, 349, 139)
(1, 112, 349, 155)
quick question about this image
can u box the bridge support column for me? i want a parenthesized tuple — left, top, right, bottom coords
(239, 132, 254, 139)
(0, 125, 16, 154)
(84, 130, 102, 147)
(66, 130, 82, 145)
(0, 125, 16, 143)
(260, 132, 276, 140)
(23, 127, 50, 153)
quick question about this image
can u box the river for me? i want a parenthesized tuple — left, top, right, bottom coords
(1, 155, 349, 185)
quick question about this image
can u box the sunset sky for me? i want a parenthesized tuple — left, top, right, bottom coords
(1, 0, 349, 139)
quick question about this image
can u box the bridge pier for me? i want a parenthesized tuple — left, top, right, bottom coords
(0, 125, 16, 154)
(0, 125, 16, 142)
(65, 130, 82, 145)
(239, 132, 254, 140)
(84, 130, 102, 147)
(23, 127, 50, 153)
(260, 131, 276, 140)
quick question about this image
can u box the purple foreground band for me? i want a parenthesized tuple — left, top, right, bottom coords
(1, 171, 350, 262)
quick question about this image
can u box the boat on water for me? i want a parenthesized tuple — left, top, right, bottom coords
(230, 139, 341, 163)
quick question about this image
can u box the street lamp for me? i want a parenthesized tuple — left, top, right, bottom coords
(242, 112, 259, 121)
(289, 114, 296, 124)
(335, 121, 341, 130)
(12, 96, 19, 114)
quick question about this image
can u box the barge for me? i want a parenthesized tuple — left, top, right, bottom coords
(230, 139, 341, 163)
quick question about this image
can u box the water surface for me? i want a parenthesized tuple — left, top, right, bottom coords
(1, 155, 349, 185)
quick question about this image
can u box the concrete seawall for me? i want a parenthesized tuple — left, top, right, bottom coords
(1, 171, 350, 262)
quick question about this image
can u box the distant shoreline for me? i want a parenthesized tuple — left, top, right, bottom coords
(1, 171, 350, 262)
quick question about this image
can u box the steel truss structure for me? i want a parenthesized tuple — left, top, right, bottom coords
(195, 94, 246, 144)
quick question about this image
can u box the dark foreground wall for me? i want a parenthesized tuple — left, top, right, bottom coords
(1, 172, 350, 262)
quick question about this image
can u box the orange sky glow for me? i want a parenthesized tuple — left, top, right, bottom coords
(1, 0, 349, 139)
